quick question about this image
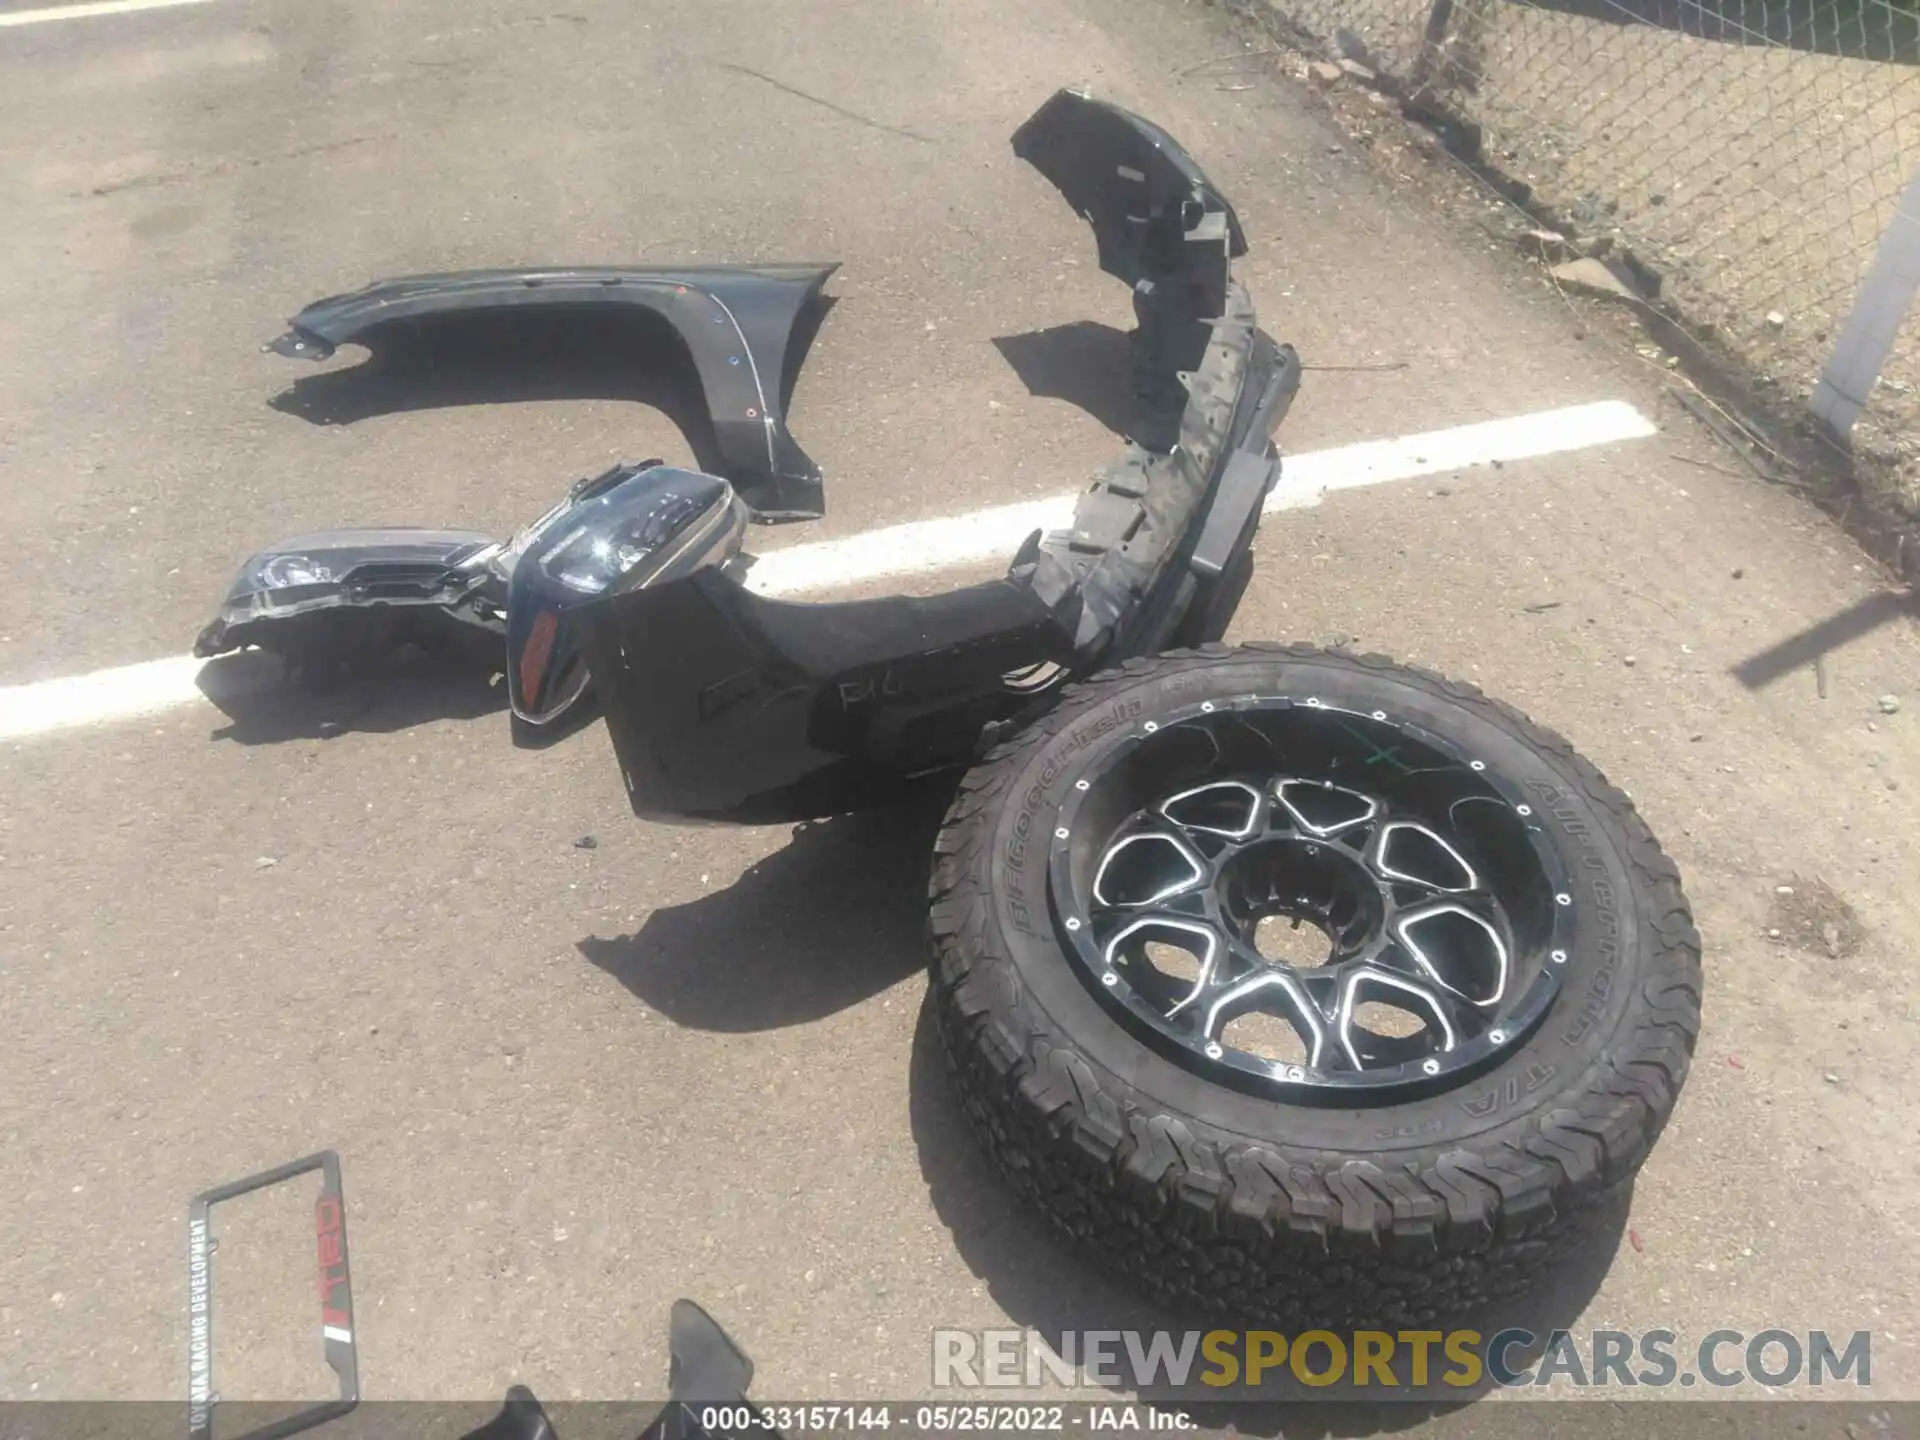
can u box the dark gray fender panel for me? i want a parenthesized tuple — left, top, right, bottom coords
(267, 264, 839, 523)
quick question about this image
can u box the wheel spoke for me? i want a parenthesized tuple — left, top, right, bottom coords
(1198, 966, 1329, 1071)
(1335, 966, 1463, 1071)
(1272, 778, 1380, 837)
(1160, 779, 1265, 840)
(1099, 909, 1253, 1025)
(1365, 819, 1479, 894)
(1090, 822, 1208, 909)
(1391, 901, 1511, 1008)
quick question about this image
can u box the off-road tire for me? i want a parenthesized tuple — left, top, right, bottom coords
(929, 644, 1702, 1326)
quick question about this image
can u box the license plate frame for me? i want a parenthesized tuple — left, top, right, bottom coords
(186, 1150, 359, 1440)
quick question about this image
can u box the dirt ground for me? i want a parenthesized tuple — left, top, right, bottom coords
(1249, 0, 1920, 533)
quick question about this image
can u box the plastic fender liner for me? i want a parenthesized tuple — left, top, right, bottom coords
(1014, 88, 1299, 661)
(268, 265, 839, 523)
(1014, 87, 1250, 436)
(1012, 89, 1248, 292)
(1029, 283, 1300, 661)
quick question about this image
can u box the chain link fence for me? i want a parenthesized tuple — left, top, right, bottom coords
(1251, 0, 1920, 523)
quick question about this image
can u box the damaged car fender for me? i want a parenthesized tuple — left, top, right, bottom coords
(269, 264, 839, 523)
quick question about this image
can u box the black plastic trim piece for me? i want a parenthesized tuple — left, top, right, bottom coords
(579, 575, 1064, 823)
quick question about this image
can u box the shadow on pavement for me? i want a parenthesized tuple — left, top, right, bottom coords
(585, 759, 1629, 1432)
(578, 781, 953, 1032)
(1731, 588, 1918, 689)
(907, 989, 1629, 1434)
(992, 322, 1137, 438)
(196, 647, 507, 744)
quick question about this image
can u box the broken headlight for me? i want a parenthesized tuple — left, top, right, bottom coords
(537, 474, 743, 596)
(194, 530, 502, 657)
(504, 466, 745, 732)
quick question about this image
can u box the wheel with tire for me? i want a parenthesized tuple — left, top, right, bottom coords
(930, 644, 1701, 1326)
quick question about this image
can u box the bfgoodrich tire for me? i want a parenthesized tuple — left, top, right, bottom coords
(929, 644, 1701, 1326)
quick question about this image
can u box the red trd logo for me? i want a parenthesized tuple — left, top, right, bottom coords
(315, 1195, 349, 1328)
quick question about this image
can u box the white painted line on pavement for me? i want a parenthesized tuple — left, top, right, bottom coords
(0, 0, 226, 27)
(1275, 398, 1656, 502)
(746, 496, 1069, 596)
(0, 399, 1655, 743)
(745, 399, 1656, 594)
(0, 654, 211, 739)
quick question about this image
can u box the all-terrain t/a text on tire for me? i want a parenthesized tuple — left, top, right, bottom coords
(931, 644, 1702, 1327)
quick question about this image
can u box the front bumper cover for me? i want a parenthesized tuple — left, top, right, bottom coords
(578, 90, 1300, 824)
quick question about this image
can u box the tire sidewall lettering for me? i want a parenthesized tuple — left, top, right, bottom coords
(1003, 697, 1143, 935)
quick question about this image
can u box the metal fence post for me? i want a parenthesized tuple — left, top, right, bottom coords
(1812, 166, 1920, 439)
(1409, 0, 1456, 93)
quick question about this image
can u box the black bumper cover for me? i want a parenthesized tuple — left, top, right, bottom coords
(579, 91, 1299, 824)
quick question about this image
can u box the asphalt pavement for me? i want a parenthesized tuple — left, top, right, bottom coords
(1, 0, 1917, 1424)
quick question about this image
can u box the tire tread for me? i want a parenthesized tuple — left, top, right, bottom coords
(929, 645, 1702, 1325)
